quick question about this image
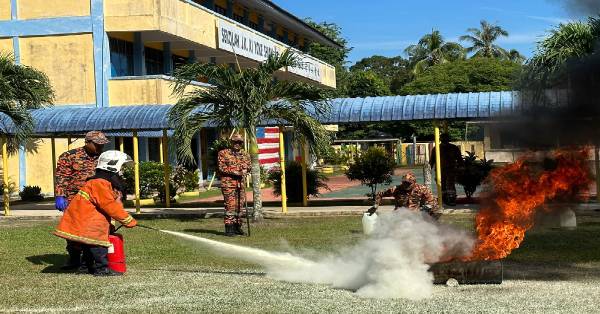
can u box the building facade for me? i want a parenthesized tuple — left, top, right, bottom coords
(0, 0, 337, 194)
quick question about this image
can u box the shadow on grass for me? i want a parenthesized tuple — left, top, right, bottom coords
(25, 254, 70, 273)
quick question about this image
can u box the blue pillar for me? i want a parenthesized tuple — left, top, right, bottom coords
(226, 0, 233, 18)
(163, 42, 173, 75)
(133, 32, 145, 75)
(139, 138, 149, 162)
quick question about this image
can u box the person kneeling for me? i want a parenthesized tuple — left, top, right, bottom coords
(54, 150, 137, 276)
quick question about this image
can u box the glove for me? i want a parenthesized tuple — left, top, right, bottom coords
(55, 196, 68, 212)
(125, 218, 137, 228)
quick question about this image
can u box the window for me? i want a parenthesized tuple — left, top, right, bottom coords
(214, 5, 227, 15)
(249, 20, 258, 30)
(173, 54, 188, 72)
(109, 38, 133, 77)
(233, 13, 244, 23)
(145, 47, 164, 75)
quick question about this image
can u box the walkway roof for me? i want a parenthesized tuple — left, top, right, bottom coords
(0, 91, 521, 136)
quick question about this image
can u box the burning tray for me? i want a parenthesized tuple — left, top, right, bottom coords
(430, 260, 503, 285)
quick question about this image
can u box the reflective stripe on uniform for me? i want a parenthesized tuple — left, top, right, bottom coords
(121, 215, 133, 225)
(78, 190, 91, 201)
(53, 229, 111, 247)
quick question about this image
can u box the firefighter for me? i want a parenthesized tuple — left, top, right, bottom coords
(217, 134, 251, 236)
(54, 150, 137, 276)
(375, 172, 440, 219)
(430, 133, 463, 206)
(54, 131, 109, 270)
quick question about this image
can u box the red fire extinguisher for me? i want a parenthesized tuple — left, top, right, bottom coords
(108, 233, 126, 273)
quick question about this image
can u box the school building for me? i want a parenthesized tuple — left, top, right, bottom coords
(0, 0, 338, 194)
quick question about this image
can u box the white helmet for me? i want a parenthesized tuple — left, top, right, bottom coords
(96, 150, 133, 173)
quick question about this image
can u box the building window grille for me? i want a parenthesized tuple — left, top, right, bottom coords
(145, 47, 164, 75)
(249, 20, 258, 30)
(214, 5, 227, 15)
(233, 13, 244, 23)
(109, 38, 134, 77)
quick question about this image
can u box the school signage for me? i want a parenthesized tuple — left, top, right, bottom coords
(217, 20, 322, 83)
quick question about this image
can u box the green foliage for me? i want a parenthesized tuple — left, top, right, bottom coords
(400, 58, 521, 95)
(303, 19, 351, 68)
(404, 30, 465, 74)
(345, 147, 395, 201)
(172, 166, 199, 192)
(19, 185, 43, 201)
(322, 147, 351, 165)
(460, 20, 509, 58)
(208, 138, 232, 166)
(456, 151, 494, 199)
(345, 71, 391, 98)
(267, 161, 329, 202)
(350, 55, 410, 90)
(0, 53, 54, 153)
(122, 161, 197, 200)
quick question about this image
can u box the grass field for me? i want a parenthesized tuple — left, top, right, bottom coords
(1, 213, 600, 313)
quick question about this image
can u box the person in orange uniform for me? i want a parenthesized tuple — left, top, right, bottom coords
(54, 150, 137, 276)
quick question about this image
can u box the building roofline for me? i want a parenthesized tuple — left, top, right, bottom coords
(256, 0, 343, 49)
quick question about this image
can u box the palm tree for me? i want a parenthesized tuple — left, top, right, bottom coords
(169, 49, 331, 220)
(507, 49, 526, 64)
(460, 20, 509, 58)
(0, 53, 54, 152)
(404, 30, 464, 74)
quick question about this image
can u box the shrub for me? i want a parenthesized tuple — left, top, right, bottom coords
(0, 181, 16, 196)
(172, 166, 199, 192)
(322, 147, 350, 165)
(268, 161, 329, 202)
(456, 151, 494, 199)
(345, 147, 395, 201)
(123, 161, 169, 199)
(19, 185, 44, 201)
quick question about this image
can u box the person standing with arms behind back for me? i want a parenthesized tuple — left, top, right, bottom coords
(430, 133, 463, 206)
(54, 131, 109, 270)
(218, 134, 251, 236)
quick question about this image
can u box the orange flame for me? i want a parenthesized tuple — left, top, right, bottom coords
(468, 148, 592, 261)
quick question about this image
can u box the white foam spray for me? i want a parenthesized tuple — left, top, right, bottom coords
(161, 209, 474, 300)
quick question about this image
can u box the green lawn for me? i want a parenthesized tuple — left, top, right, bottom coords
(1, 213, 600, 312)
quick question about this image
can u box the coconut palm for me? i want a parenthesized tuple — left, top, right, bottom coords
(404, 30, 464, 74)
(0, 53, 54, 152)
(169, 49, 331, 220)
(460, 20, 509, 58)
(507, 49, 526, 64)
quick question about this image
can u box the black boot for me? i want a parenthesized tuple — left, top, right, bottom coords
(234, 223, 245, 236)
(224, 224, 236, 237)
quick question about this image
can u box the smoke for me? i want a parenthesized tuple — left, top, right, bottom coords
(553, 0, 600, 16)
(162, 209, 474, 300)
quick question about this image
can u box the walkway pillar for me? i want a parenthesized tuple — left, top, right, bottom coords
(434, 125, 443, 208)
(2, 136, 9, 216)
(51, 138, 57, 196)
(162, 130, 171, 208)
(301, 141, 308, 207)
(278, 126, 287, 213)
(133, 131, 141, 213)
(67, 137, 72, 150)
(595, 145, 600, 203)
(118, 137, 124, 153)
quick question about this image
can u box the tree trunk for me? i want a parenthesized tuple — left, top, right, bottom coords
(248, 133, 263, 221)
(424, 163, 432, 188)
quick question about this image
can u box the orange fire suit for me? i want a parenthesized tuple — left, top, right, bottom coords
(54, 178, 137, 247)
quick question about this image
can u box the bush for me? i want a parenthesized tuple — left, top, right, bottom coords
(345, 147, 395, 201)
(122, 162, 200, 201)
(0, 181, 16, 196)
(268, 161, 329, 202)
(19, 185, 44, 201)
(322, 147, 351, 165)
(172, 166, 199, 192)
(456, 151, 494, 199)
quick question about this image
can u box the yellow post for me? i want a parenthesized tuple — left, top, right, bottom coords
(301, 142, 308, 207)
(434, 125, 443, 208)
(595, 145, 600, 203)
(159, 135, 164, 164)
(2, 136, 9, 216)
(67, 137, 72, 150)
(119, 137, 124, 153)
(51, 138, 57, 194)
(133, 131, 141, 213)
(162, 130, 171, 208)
(278, 126, 287, 213)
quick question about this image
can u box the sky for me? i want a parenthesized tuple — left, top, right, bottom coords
(275, 0, 588, 64)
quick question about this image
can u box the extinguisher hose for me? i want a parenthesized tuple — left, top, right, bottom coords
(137, 224, 160, 231)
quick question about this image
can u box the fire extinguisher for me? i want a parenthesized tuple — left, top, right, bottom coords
(107, 233, 126, 273)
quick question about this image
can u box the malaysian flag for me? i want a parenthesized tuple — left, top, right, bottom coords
(256, 127, 280, 169)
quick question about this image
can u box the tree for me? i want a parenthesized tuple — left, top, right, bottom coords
(346, 147, 395, 202)
(400, 58, 521, 95)
(169, 49, 331, 220)
(404, 30, 464, 74)
(346, 71, 391, 98)
(507, 49, 526, 64)
(0, 53, 54, 152)
(460, 20, 509, 58)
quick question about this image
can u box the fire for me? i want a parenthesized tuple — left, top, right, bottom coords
(468, 148, 592, 261)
